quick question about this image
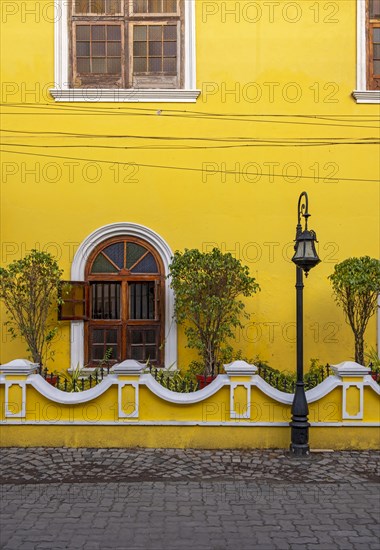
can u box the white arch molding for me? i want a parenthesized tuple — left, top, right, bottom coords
(70, 223, 177, 369)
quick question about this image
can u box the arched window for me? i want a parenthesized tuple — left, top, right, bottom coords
(60, 234, 166, 367)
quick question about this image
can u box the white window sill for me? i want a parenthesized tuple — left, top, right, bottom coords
(352, 90, 380, 103)
(50, 88, 201, 103)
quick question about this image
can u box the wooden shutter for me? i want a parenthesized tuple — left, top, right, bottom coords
(58, 281, 88, 321)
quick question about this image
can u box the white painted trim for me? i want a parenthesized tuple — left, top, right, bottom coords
(118, 382, 139, 418)
(353, 0, 380, 103)
(70, 222, 177, 370)
(140, 373, 228, 403)
(230, 383, 251, 419)
(5, 382, 27, 418)
(51, 1, 198, 103)
(342, 382, 364, 420)
(26, 374, 116, 404)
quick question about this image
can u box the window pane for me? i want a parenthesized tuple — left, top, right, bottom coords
(92, 25, 106, 40)
(91, 254, 118, 273)
(163, 57, 176, 72)
(134, 42, 147, 56)
(146, 330, 156, 344)
(148, 0, 162, 13)
(93, 346, 106, 360)
(131, 346, 144, 360)
(163, 25, 176, 40)
(92, 58, 106, 72)
(374, 44, 380, 58)
(90, 0, 106, 13)
(92, 42, 106, 56)
(127, 243, 147, 268)
(91, 283, 120, 319)
(149, 26, 162, 40)
(77, 58, 91, 72)
(75, 0, 90, 13)
(374, 28, 380, 41)
(92, 329, 104, 343)
(107, 0, 122, 14)
(106, 329, 118, 344)
(129, 282, 155, 319)
(133, 58, 147, 73)
(163, 0, 177, 13)
(145, 345, 156, 360)
(163, 41, 176, 56)
(134, 0, 147, 12)
(107, 26, 121, 40)
(108, 42, 121, 56)
(370, 0, 380, 18)
(131, 253, 158, 273)
(77, 25, 90, 40)
(103, 243, 124, 268)
(134, 26, 147, 41)
(374, 60, 380, 74)
(131, 331, 143, 344)
(107, 58, 121, 73)
(149, 41, 162, 56)
(148, 57, 162, 72)
(77, 42, 91, 56)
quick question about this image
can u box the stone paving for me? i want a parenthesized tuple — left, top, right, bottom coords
(0, 448, 379, 549)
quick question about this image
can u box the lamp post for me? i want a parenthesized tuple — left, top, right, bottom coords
(290, 192, 321, 456)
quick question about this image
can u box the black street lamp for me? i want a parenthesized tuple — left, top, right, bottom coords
(290, 191, 321, 456)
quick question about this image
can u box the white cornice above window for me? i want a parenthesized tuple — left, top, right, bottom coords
(352, 90, 380, 103)
(50, 1, 199, 103)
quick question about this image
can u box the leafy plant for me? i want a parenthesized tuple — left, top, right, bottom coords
(168, 248, 260, 378)
(329, 256, 380, 365)
(0, 250, 64, 367)
(58, 347, 114, 392)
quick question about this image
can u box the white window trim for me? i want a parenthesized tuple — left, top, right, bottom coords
(50, 0, 200, 102)
(353, 0, 380, 103)
(70, 222, 177, 370)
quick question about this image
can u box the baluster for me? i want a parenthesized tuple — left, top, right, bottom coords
(89, 375, 93, 388)
(81, 378, 85, 391)
(64, 379, 68, 392)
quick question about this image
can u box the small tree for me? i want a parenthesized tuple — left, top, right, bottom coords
(168, 248, 260, 377)
(329, 256, 380, 365)
(0, 250, 64, 367)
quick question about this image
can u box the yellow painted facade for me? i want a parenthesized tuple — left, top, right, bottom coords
(0, 0, 379, 374)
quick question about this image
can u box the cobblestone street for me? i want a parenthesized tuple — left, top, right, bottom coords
(0, 448, 379, 549)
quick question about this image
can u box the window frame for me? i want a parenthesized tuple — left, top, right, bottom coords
(50, 0, 199, 102)
(353, 0, 380, 102)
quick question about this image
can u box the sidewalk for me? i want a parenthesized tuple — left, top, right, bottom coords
(1, 448, 379, 549)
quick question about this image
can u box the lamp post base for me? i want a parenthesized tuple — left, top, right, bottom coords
(289, 417, 310, 456)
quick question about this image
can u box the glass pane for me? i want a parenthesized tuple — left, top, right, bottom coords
(129, 282, 155, 319)
(148, 57, 162, 72)
(106, 329, 118, 344)
(92, 329, 104, 344)
(133, 58, 147, 73)
(134, 42, 147, 56)
(107, 26, 121, 40)
(146, 330, 156, 344)
(163, 41, 176, 56)
(134, 26, 147, 41)
(127, 243, 147, 268)
(92, 42, 106, 56)
(77, 41, 90, 56)
(75, 0, 90, 13)
(149, 26, 162, 40)
(131, 330, 143, 344)
(149, 41, 162, 55)
(107, 0, 121, 14)
(90, 0, 106, 13)
(93, 346, 105, 360)
(163, 58, 176, 72)
(163, 25, 176, 40)
(374, 28, 380, 41)
(91, 283, 120, 319)
(134, 0, 147, 12)
(108, 42, 121, 56)
(103, 243, 124, 268)
(370, 0, 380, 18)
(107, 58, 121, 73)
(148, 0, 162, 13)
(77, 58, 91, 72)
(77, 25, 90, 40)
(108, 345, 118, 359)
(92, 58, 106, 72)
(145, 345, 156, 360)
(163, 0, 177, 12)
(374, 44, 380, 58)
(91, 254, 118, 273)
(92, 25, 106, 40)
(374, 60, 380, 74)
(131, 253, 158, 273)
(131, 346, 144, 360)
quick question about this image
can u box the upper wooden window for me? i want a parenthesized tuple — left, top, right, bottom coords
(70, 0, 183, 89)
(368, 0, 380, 89)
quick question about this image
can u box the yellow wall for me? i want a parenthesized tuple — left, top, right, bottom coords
(1, 1, 379, 372)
